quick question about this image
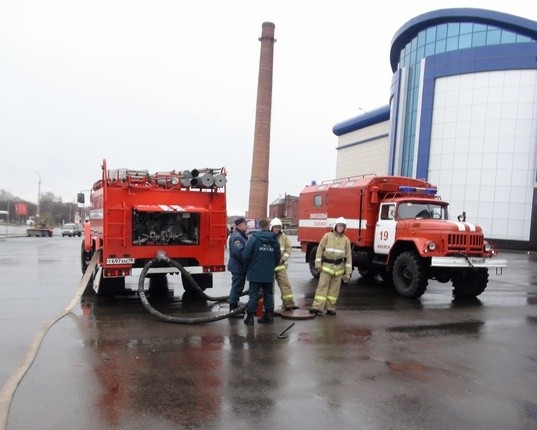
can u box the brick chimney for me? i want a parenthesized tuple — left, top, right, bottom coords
(247, 22, 276, 219)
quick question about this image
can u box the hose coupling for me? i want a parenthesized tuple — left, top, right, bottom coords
(155, 250, 169, 262)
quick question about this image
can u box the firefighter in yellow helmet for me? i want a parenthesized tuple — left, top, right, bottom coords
(270, 218, 299, 311)
(309, 217, 352, 315)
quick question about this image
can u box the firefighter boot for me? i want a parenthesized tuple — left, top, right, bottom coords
(284, 302, 299, 311)
(230, 303, 245, 318)
(257, 311, 274, 324)
(244, 312, 255, 325)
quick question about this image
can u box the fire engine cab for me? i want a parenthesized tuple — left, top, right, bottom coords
(79, 159, 228, 296)
(298, 175, 507, 299)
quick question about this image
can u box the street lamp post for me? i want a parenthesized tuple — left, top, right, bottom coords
(31, 169, 41, 217)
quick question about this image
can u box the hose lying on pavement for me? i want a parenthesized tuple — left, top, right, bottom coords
(138, 252, 246, 324)
(0, 250, 100, 430)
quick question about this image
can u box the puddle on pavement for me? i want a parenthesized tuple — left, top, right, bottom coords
(386, 320, 484, 336)
(295, 323, 372, 345)
(385, 361, 432, 373)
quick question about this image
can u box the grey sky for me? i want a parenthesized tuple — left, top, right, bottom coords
(1, 1, 535, 215)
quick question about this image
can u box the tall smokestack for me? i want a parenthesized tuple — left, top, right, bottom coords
(247, 22, 276, 219)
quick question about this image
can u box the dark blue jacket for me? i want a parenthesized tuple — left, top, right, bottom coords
(242, 230, 281, 283)
(227, 229, 248, 273)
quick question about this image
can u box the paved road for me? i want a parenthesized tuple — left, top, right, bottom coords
(0, 235, 536, 429)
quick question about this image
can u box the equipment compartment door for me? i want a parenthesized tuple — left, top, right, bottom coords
(374, 203, 396, 255)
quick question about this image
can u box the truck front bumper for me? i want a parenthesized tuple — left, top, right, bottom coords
(431, 256, 507, 269)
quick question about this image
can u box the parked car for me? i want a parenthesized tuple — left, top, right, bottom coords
(61, 223, 82, 237)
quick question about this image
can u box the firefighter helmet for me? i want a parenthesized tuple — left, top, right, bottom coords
(270, 217, 283, 230)
(334, 217, 347, 231)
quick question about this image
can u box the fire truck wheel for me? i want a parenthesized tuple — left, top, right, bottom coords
(98, 276, 126, 296)
(378, 267, 393, 285)
(452, 268, 489, 298)
(358, 267, 377, 280)
(392, 251, 428, 298)
(181, 273, 212, 293)
(148, 274, 169, 298)
(80, 241, 93, 275)
(308, 246, 321, 279)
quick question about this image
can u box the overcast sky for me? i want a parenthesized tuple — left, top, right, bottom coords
(1, 1, 536, 215)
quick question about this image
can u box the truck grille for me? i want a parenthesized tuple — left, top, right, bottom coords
(447, 233, 483, 253)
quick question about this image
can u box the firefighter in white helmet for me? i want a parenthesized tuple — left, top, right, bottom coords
(309, 216, 352, 315)
(270, 217, 299, 311)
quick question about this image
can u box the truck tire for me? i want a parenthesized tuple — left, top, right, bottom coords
(378, 267, 393, 285)
(358, 267, 377, 280)
(81, 241, 93, 274)
(392, 251, 428, 298)
(179, 273, 212, 302)
(452, 268, 488, 298)
(148, 274, 169, 298)
(98, 276, 126, 296)
(308, 246, 321, 279)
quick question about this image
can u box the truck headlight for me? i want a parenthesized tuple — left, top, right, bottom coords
(484, 243, 491, 253)
(427, 241, 436, 251)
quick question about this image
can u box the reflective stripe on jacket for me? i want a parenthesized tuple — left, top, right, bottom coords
(273, 231, 292, 272)
(321, 265, 345, 276)
(315, 231, 352, 277)
(277, 232, 292, 263)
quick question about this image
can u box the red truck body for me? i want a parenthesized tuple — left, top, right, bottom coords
(81, 160, 228, 295)
(298, 175, 506, 298)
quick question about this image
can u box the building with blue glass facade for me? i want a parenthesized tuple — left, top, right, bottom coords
(333, 9, 537, 250)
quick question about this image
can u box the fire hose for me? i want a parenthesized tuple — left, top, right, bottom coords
(0, 251, 101, 430)
(138, 252, 247, 324)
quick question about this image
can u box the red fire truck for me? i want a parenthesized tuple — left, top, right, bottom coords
(297, 175, 507, 298)
(79, 159, 228, 296)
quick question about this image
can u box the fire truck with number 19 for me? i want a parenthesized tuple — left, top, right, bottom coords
(297, 175, 507, 299)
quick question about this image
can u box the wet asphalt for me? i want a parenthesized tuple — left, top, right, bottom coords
(0, 231, 536, 429)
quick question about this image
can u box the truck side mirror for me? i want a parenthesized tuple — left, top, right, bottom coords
(457, 211, 466, 222)
(77, 193, 85, 204)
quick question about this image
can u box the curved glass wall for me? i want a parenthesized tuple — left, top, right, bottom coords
(397, 22, 536, 176)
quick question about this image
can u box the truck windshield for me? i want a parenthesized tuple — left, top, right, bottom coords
(396, 202, 448, 220)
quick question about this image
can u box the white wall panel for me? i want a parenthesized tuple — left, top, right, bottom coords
(473, 88, 488, 104)
(428, 70, 537, 241)
(335, 120, 390, 179)
(482, 152, 497, 169)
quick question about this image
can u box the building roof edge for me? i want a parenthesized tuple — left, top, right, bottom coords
(332, 105, 390, 136)
(390, 8, 537, 71)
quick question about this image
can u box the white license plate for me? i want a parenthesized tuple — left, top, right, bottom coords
(106, 258, 135, 265)
(469, 257, 485, 264)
